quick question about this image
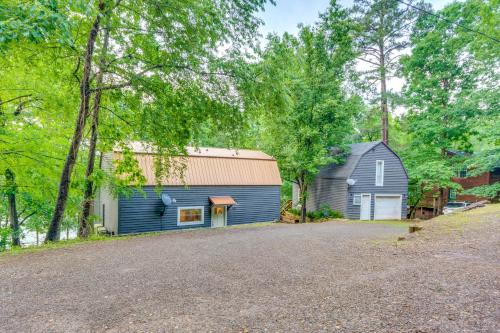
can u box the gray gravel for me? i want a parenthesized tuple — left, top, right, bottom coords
(0, 209, 499, 333)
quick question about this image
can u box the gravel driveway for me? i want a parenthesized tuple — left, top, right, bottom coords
(1, 208, 499, 332)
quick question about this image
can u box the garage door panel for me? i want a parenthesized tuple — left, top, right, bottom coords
(374, 196, 401, 220)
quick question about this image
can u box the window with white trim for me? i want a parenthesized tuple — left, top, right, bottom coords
(177, 206, 204, 226)
(353, 194, 361, 205)
(375, 160, 384, 186)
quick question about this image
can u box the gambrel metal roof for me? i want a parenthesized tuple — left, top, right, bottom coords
(111, 142, 282, 186)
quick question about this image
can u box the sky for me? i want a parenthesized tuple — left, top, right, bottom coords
(258, 0, 455, 38)
(256, 0, 457, 112)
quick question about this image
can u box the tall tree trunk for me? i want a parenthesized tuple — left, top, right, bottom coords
(5, 169, 21, 247)
(379, 38, 389, 145)
(45, 1, 105, 243)
(78, 24, 110, 238)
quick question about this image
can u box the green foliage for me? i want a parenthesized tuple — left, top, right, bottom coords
(0, 0, 73, 50)
(463, 183, 500, 200)
(82, 0, 272, 183)
(290, 204, 343, 220)
(280, 181, 293, 203)
(0, 226, 12, 251)
(399, 0, 499, 209)
(254, 1, 358, 222)
(0, 39, 82, 243)
(310, 204, 344, 219)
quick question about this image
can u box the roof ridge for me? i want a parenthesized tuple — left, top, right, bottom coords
(113, 141, 275, 160)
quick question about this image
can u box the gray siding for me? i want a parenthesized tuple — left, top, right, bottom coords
(346, 143, 408, 219)
(306, 177, 348, 215)
(118, 185, 280, 234)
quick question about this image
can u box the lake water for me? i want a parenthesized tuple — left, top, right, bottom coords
(22, 228, 77, 247)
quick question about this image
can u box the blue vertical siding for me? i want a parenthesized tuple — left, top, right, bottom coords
(346, 143, 408, 219)
(118, 186, 281, 234)
(305, 178, 348, 215)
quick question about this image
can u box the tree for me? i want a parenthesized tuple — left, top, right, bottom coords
(256, 1, 357, 222)
(4, 169, 20, 246)
(77, 20, 111, 238)
(400, 0, 498, 214)
(0, 0, 72, 51)
(351, 0, 420, 145)
(46, 0, 271, 241)
(402, 152, 461, 218)
(0, 29, 83, 245)
(463, 183, 500, 201)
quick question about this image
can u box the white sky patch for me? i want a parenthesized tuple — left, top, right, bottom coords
(257, 0, 458, 115)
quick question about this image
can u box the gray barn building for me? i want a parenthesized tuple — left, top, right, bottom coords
(94, 144, 282, 234)
(293, 141, 408, 220)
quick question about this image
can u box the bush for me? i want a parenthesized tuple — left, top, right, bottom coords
(309, 204, 343, 220)
(0, 227, 12, 252)
(287, 205, 343, 220)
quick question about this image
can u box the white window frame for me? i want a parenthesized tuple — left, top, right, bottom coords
(375, 160, 384, 186)
(177, 206, 204, 226)
(353, 194, 361, 206)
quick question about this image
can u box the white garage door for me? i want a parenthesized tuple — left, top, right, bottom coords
(374, 195, 402, 220)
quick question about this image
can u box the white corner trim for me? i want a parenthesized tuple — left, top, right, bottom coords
(177, 206, 205, 226)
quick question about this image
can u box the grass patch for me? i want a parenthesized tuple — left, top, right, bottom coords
(0, 221, 278, 257)
(1, 234, 114, 257)
(375, 204, 500, 247)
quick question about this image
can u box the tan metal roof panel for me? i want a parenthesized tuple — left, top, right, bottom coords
(113, 152, 282, 186)
(185, 146, 274, 160)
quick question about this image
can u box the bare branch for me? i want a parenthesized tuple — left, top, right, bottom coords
(19, 211, 37, 225)
(358, 57, 381, 67)
(0, 94, 32, 106)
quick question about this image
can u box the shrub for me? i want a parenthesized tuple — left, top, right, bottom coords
(308, 204, 344, 220)
(0, 227, 12, 252)
(306, 211, 316, 219)
(288, 205, 343, 220)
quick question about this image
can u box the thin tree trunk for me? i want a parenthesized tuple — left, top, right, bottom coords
(5, 169, 20, 247)
(379, 38, 389, 145)
(78, 24, 110, 238)
(45, 1, 105, 242)
(36, 230, 39, 246)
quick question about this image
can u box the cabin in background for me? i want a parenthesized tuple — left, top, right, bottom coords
(413, 150, 499, 219)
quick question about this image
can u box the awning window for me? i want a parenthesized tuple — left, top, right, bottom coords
(209, 196, 237, 206)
